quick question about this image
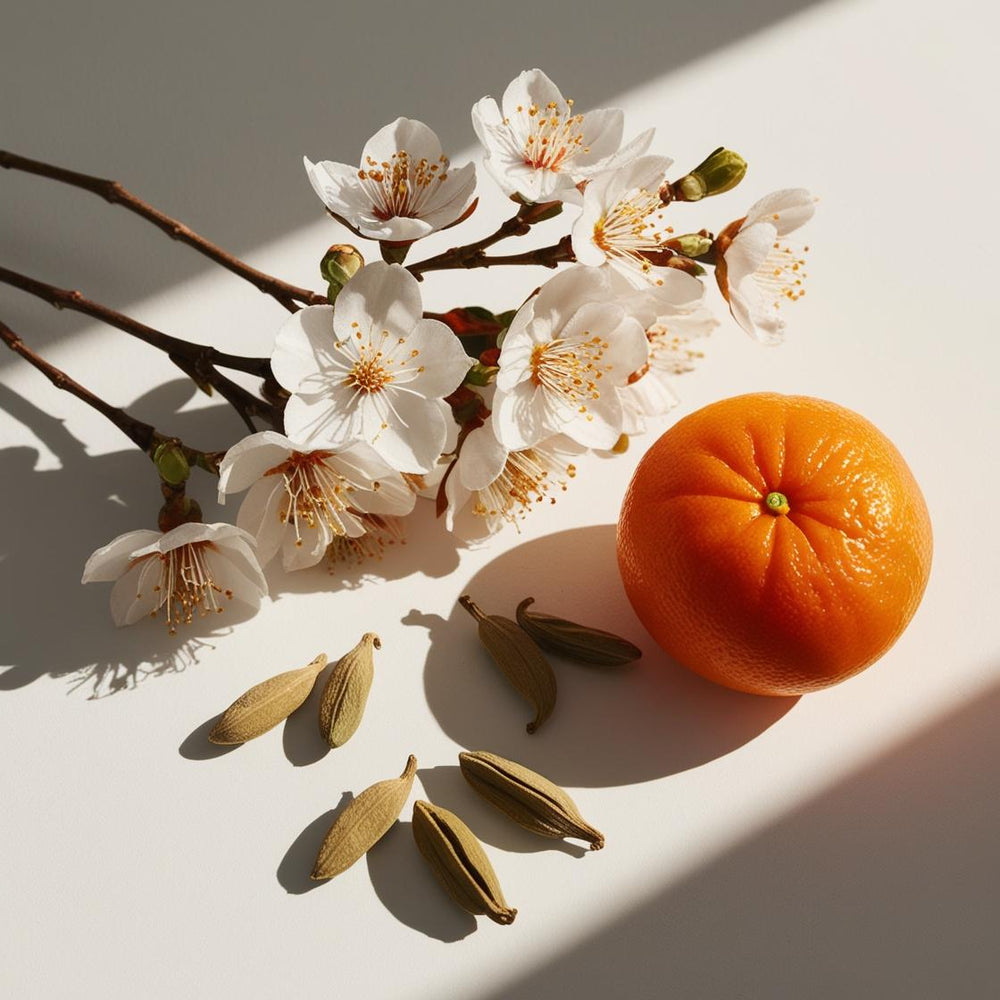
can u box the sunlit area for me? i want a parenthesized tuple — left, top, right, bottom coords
(2, 1, 997, 998)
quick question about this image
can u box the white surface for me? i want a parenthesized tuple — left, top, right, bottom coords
(2, 1, 999, 998)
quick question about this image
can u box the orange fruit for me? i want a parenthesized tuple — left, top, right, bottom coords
(617, 393, 932, 696)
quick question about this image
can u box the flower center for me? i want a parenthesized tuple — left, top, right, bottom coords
(146, 541, 232, 634)
(592, 188, 673, 283)
(529, 335, 612, 416)
(344, 356, 393, 393)
(265, 451, 362, 547)
(512, 99, 589, 173)
(357, 149, 449, 220)
(754, 240, 809, 311)
(645, 321, 706, 375)
(473, 446, 577, 528)
(326, 514, 406, 568)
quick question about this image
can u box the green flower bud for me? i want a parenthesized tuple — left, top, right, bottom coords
(153, 442, 190, 486)
(320, 244, 364, 302)
(676, 148, 747, 201)
(666, 233, 714, 258)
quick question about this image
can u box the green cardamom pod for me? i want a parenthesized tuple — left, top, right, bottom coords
(208, 653, 328, 744)
(515, 597, 641, 667)
(311, 755, 417, 880)
(459, 595, 557, 733)
(459, 750, 605, 850)
(411, 800, 516, 925)
(318, 632, 380, 747)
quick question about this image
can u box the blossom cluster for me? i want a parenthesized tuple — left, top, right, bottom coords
(84, 68, 815, 631)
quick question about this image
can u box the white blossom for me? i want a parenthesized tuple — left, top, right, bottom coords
(444, 419, 581, 538)
(472, 68, 653, 203)
(715, 188, 815, 343)
(492, 266, 650, 451)
(619, 305, 719, 433)
(82, 523, 267, 632)
(571, 155, 677, 287)
(305, 118, 477, 242)
(271, 262, 472, 474)
(217, 431, 415, 571)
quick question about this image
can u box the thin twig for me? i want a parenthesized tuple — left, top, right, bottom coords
(0, 149, 327, 312)
(0, 318, 224, 472)
(406, 201, 566, 279)
(0, 265, 280, 430)
(0, 265, 270, 376)
(409, 235, 575, 278)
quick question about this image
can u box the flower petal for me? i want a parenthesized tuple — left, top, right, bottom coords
(304, 157, 366, 217)
(729, 275, 785, 345)
(282, 383, 364, 450)
(471, 96, 503, 148)
(280, 518, 330, 572)
(334, 262, 422, 341)
(443, 470, 472, 533)
(236, 477, 287, 566)
(578, 127, 657, 178)
(205, 540, 268, 603)
(365, 391, 447, 473)
(390, 318, 472, 397)
(457, 422, 509, 491)
(353, 215, 435, 242)
(82, 529, 161, 583)
(494, 380, 559, 450)
(417, 162, 478, 230)
(109, 557, 161, 627)
(724, 222, 776, 287)
(217, 430, 295, 500)
(362, 118, 443, 166)
(501, 68, 565, 118)
(561, 388, 625, 449)
(742, 188, 815, 236)
(271, 306, 337, 392)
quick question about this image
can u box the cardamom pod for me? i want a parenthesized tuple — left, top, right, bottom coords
(411, 800, 516, 925)
(208, 653, 328, 745)
(311, 754, 417, 880)
(318, 632, 380, 747)
(459, 750, 605, 850)
(516, 597, 641, 667)
(459, 595, 556, 734)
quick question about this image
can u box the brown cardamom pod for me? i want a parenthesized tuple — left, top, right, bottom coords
(459, 595, 557, 733)
(515, 597, 641, 667)
(412, 800, 516, 925)
(311, 755, 417, 880)
(208, 653, 327, 745)
(317, 632, 380, 747)
(459, 750, 604, 850)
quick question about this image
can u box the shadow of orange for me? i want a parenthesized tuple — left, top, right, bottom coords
(411, 524, 797, 787)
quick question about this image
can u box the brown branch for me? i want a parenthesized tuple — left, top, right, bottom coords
(407, 201, 565, 279)
(0, 265, 270, 377)
(0, 149, 327, 312)
(409, 235, 575, 278)
(0, 264, 281, 430)
(0, 318, 224, 473)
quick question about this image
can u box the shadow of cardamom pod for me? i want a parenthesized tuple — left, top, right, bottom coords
(276, 791, 353, 896)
